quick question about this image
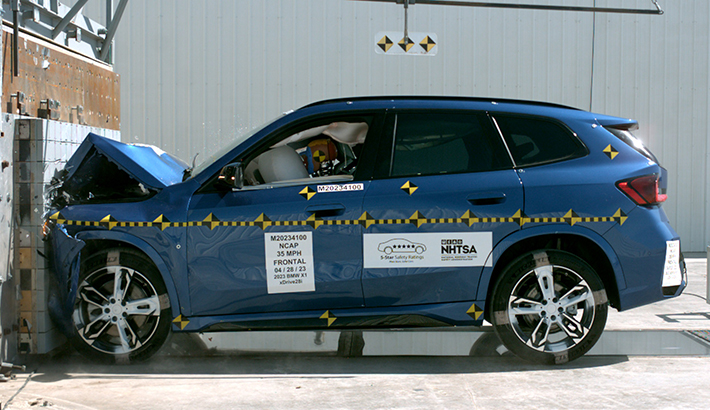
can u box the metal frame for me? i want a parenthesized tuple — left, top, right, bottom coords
(98, 0, 128, 62)
(4, 0, 129, 63)
(354, 0, 664, 15)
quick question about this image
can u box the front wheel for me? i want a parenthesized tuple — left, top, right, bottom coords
(490, 250, 608, 365)
(72, 248, 171, 363)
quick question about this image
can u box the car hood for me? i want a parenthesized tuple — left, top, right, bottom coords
(52, 133, 189, 206)
(65, 133, 189, 190)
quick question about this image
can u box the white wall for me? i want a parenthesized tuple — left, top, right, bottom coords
(81, 0, 709, 252)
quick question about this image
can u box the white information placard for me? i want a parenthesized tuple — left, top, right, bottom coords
(364, 232, 492, 269)
(317, 183, 364, 193)
(662, 239, 682, 287)
(265, 232, 315, 294)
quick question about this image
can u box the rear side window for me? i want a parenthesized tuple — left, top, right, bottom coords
(605, 127, 659, 164)
(494, 115, 587, 167)
(390, 112, 512, 177)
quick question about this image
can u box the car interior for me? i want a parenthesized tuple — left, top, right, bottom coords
(243, 121, 368, 187)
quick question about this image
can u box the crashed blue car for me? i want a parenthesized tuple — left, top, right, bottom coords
(46, 96, 686, 364)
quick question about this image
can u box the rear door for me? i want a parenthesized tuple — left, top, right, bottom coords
(361, 111, 524, 307)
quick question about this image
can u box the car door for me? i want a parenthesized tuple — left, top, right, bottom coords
(361, 110, 524, 307)
(185, 114, 380, 316)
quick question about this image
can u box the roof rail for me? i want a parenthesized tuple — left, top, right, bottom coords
(302, 96, 581, 111)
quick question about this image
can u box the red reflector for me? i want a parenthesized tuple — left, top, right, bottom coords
(616, 174, 666, 206)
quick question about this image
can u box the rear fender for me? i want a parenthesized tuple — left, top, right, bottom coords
(478, 225, 624, 303)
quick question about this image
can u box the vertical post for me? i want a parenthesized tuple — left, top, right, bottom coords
(99, 0, 128, 63)
(105, 0, 114, 64)
(707, 246, 709, 305)
(12, 0, 19, 77)
(403, 0, 409, 39)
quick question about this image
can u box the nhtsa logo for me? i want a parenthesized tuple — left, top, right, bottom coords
(441, 239, 477, 255)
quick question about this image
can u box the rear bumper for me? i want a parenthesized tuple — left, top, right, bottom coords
(602, 205, 684, 311)
(662, 253, 687, 297)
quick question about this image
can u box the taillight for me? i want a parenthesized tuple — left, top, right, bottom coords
(616, 174, 667, 206)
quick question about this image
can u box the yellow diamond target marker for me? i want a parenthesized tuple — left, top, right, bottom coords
(172, 315, 190, 330)
(203, 213, 221, 230)
(398, 36, 414, 52)
(320, 310, 337, 327)
(420, 35, 436, 52)
(299, 186, 317, 200)
(313, 150, 327, 163)
(613, 208, 628, 226)
(377, 35, 394, 52)
(101, 214, 119, 230)
(603, 144, 619, 160)
(358, 212, 376, 229)
(401, 181, 418, 195)
(562, 209, 582, 226)
(409, 211, 428, 228)
(153, 215, 171, 231)
(466, 303, 484, 320)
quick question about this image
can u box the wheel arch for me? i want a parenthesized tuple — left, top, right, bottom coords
(74, 230, 183, 319)
(480, 227, 623, 322)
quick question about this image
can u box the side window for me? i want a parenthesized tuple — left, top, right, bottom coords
(390, 112, 511, 177)
(494, 115, 587, 167)
(243, 119, 370, 186)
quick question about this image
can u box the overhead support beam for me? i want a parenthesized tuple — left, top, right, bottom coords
(355, 0, 664, 15)
(99, 0, 129, 63)
(51, 0, 90, 39)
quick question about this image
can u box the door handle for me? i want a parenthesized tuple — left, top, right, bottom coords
(467, 192, 506, 205)
(306, 203, 346, 217)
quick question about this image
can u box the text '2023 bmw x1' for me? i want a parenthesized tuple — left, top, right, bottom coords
(46, 97, 686, 365)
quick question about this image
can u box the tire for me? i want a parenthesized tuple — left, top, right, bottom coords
(337, 331, 365, 357)
(72, 248, 171, 363)
(490, 250, 608, 365)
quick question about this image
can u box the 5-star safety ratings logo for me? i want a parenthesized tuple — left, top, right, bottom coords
(375, 32, 437, 55)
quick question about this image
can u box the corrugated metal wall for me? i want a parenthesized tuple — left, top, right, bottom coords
(590, 0, 709, 252)
(80, 0, 709, 252)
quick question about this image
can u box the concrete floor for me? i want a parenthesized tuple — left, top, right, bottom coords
(1, 259, 709, 410)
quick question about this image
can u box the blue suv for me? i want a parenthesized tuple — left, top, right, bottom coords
(47, 97, 686, 364)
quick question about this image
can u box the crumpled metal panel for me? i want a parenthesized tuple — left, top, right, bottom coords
(64, 133, 189, 193)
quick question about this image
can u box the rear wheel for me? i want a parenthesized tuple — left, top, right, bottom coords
(72, 248, 171, 363)
(490, 250, 608, 365)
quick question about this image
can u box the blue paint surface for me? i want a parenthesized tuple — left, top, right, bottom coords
(49, 97, 684, 332)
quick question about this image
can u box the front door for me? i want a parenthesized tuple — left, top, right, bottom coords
(187, 182, 367, 316)
(185, 114, 380, 316)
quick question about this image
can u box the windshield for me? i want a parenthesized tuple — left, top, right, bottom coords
(190, 114, 286, 177)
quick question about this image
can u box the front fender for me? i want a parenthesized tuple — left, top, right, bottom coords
(47, 224, 85, 337)
(74, 230, 184, 319)
(476, 224, 625, 302)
